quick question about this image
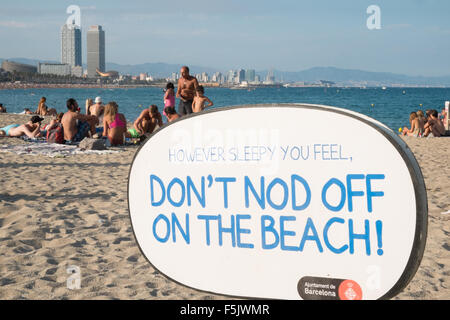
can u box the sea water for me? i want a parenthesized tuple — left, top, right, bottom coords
(0, 87, 449, 131)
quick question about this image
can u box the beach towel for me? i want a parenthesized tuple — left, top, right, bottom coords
(0, 143, 121, 158)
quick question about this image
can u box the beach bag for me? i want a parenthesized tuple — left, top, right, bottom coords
(46, 124, 64, 144)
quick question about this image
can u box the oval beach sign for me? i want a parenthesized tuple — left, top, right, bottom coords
(128, 104, 427, 300)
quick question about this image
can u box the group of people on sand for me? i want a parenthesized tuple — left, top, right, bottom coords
(132, 66, 213, 135)
(402, 108, 447, 138)
(0, 66, 214, 146)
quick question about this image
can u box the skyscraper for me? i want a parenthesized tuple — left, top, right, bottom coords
(87, 25, 105, 78)
(245, 69, 255, 82)
(61, 22, 82, 67)
(237, 69, 245, 83)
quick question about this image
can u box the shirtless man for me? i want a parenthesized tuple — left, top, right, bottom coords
(0, 115, 43, 138)
(90, 96, 104, 125)
(424, 109, 446, 137)
(134, 105, 163, 135)
(176, 66, 199, 116)
(61, 98, 98, 142)
(192, 86, 213, 113)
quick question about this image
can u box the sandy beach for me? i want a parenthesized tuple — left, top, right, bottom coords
(0, 113, 448, 300)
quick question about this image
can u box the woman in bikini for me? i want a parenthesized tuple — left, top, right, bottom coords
(102, 101, 131, 146)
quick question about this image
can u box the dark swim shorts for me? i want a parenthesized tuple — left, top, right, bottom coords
(73, 120, 91, 142)
(178, 99, 193, 116)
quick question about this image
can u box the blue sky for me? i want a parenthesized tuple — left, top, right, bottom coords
(1, 0, 450, 76)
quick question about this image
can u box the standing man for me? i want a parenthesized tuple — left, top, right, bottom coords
(176, 66, 199, 116)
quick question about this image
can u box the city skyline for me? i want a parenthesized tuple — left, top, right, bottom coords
(1, 1, 450, 77)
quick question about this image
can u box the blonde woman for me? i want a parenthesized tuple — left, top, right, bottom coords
(416, 110, 426, 136)
(402, 112, 420, 137)
(36, 97, 57, 116)
(102, 102, 130, 146)
(85, 98, 94, 115)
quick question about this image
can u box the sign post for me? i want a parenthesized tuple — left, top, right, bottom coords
(128, 104, 427, 300)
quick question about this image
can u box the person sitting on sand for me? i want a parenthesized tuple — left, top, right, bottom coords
(102, 101, 131, 146)
(0, 115, 44, 138)
(192, 85, 213, 113)
(61, 98, 98, 143)
(90, 97, 104, 125)
(35, 97, 57, 116)
(402, 112, 421, 137)
(42, 112, 64, 132)
(424, 109, 445, 137)
(133, 104, 163, 135)
(439, 106, 447, 127)
(416, 110, 426, 136)
(0, 103, 6, 113)
(163, 106, 180, 123)
(85, 98, 94, 115)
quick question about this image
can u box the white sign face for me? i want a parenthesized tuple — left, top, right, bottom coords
(128, 104, 427, 300)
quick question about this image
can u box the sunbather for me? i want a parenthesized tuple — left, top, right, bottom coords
(402, 112, 421, 137)
(102, 101, 131, 146)
(424, 109, 445, 137)
(61, 98, 98, 143)
(0, 115, 44, 138)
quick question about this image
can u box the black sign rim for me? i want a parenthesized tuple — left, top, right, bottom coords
(127, 103, 428, 300)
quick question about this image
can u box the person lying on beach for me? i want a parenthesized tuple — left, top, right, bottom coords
(102, 101, 131, 146)
(192, 86, 213, 113)
(424, 109, 445, 137)
(35, 97, 57, 116)
(23, 108, 35, 115)
(133, 105, 163, 135)
(176, 66, 199, 116)
(402, 112, 421, 137)
(61, 98, 98, 143)
(0, 103, 6, 113)
(163, 106, 180, 123)
(0, 115, 44, 138)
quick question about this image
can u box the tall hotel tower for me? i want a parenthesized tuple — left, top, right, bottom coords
(61, 22, 82, 68)
(87, 25, 105, 78)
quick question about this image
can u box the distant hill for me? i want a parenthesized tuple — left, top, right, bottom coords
(2, 58, 450, 86)
(263, 67, 450, 86)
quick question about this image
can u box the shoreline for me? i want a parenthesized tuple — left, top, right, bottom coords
(0, 83, 167, 90)
(2, 82, 449, 90)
